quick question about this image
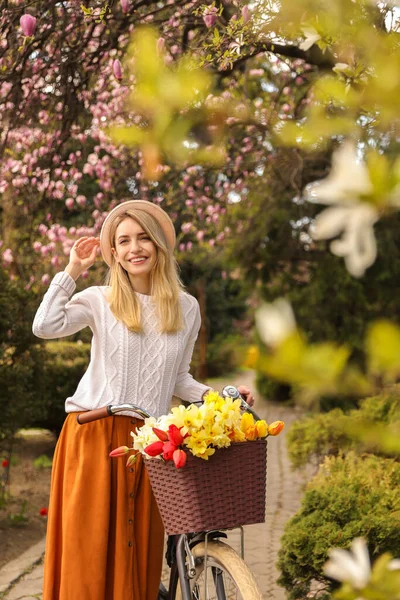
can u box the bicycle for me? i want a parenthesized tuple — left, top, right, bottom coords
(77, 386, 265, 600)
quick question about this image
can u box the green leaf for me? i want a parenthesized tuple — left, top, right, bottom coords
(366, 320, 400, 380)
(107, 125, 145, 147)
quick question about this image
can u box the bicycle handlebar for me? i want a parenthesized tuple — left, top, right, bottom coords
(76, 403, 152, 424)
(76, 386, 260, 424)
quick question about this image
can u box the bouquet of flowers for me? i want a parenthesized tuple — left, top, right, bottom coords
(110, 391, 284, 469)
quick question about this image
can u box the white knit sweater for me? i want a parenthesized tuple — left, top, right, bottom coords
(32, 271, 210, 418)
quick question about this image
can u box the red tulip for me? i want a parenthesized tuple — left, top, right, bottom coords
(20, 14, 37, 37)
(39, 507, 48, 516)
(144, 441, 164, 457)
(173, 449, 187, 469)
(168, 425, 184, 446)
(163, 441, 177, 461)
(2, 459, 9, 468)
(120, 0, 130, 13)
(113, 59, 123, 80)
(152, 427, 169, 442)
(109, 445, 130, 457)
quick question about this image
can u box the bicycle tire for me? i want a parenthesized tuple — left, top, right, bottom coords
(174, 540, 263, 600)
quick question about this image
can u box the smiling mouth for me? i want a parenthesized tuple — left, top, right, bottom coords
(129, 257, 147, 264)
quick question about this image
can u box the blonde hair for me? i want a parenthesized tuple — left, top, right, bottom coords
(106, 209, 183, 333)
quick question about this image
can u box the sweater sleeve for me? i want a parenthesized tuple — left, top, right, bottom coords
(173, 298, 211, 403)
(32, 271, 94, 339)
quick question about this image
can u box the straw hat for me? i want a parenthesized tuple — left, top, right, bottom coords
(100, 200, 176, 266)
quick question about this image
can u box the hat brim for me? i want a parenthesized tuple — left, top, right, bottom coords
(100, 200, 176, 266)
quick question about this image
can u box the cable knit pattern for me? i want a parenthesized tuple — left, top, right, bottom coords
(32, 271, 210, 418)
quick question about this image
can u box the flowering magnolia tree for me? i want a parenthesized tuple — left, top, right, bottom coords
(0, 0, 338, 286)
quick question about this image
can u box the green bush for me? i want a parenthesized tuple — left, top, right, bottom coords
(255, 371, 292, 402)
(32, 341, 90, 434)
(0, 267, 49, 451)
(287, 389, 400, 468)
(277, 452, 400, 600)
(0, 346, 48, 452)
(204, 333, 246, 378)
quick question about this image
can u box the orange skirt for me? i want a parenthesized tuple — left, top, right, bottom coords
(43, 413, 164, 600)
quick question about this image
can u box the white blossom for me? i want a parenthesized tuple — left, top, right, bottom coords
(130, 416, 158, 454)
(255, 299, 296, 347)
(388, 559, 400, 570)
(304, 141, 379, 277)
(324, 537, 371, 589)
(299, 25, 321, 51)
(305, 142, 373, 204)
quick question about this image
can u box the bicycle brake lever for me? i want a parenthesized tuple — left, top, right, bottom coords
(221, 385, 261, 421)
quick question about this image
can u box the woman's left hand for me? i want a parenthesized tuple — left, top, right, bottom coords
(237, 385, 255, 406)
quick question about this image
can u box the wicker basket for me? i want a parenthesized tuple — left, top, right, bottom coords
(144, 440, 267, 535)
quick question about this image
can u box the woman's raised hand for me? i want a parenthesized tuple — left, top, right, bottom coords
(66, 237, 100, 280)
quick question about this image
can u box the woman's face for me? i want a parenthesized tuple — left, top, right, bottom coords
(112, 218, 157, 284)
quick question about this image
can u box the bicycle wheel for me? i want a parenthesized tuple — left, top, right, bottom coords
(174, 540, 263, 600)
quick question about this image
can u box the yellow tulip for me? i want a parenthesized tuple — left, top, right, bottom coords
(255, 420, 268, 438)
(240, 412, 255, 433)
(268, 421, 285, 436)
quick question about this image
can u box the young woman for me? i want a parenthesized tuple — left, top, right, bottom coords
(33, 200, 254, 600)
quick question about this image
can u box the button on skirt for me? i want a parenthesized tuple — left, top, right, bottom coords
(43, 413, 164, 600)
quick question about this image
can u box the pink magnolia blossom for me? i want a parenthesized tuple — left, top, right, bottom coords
(156, 37, 165, 54)
(120, 0, 130, 13)
(20, 14, 37, 37)
(76, 195, 86, 207)
(113, 60, 123, 80)
(2, 248, 13, 265)
(203, 7, 218, 28)
(181, 222, 193, 234)
(242, 6, 250, 23)
(249, 69, 264, 76)
(41, 274, 50, 286)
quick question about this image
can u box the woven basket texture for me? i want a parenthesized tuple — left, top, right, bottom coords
(145, 439, 267, 535)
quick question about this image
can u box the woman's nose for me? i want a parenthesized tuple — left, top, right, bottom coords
(129, 238, 141, 253)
